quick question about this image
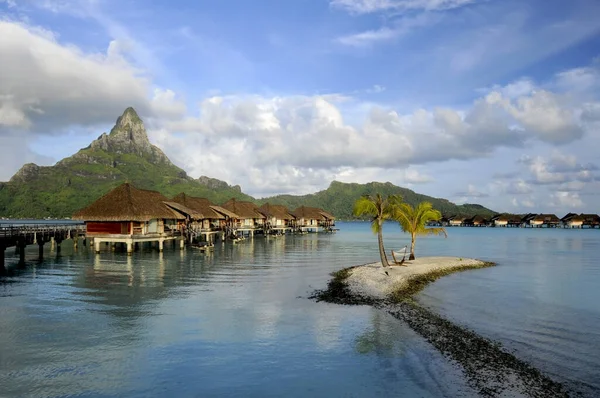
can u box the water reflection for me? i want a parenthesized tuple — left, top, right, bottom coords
(1, 224, 599, 397)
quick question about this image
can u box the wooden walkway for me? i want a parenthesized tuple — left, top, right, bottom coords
(0, 223, 86, 271)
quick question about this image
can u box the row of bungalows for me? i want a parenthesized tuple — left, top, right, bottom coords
(440, 212, 600, 228)
(73, 183, 337, 253)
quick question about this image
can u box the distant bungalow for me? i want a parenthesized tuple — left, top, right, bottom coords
(292, 206, 336, 232)
(221, 198, 266, 235)
(258, 203, 295, 233)
(439, 212, 600, 229)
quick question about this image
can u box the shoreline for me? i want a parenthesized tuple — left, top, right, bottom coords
(311, 257, 571, 397)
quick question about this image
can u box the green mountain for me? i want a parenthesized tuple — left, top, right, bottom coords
(0, 107, 495, 219)
(258, 181, 496, 219)
(0, 108, 251, 218)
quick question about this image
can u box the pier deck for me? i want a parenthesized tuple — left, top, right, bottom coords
(0, 223, 86, 271)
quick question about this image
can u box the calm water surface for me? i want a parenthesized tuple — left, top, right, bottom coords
(1, 222, 599, 397)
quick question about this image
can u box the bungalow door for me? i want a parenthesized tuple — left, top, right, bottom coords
(147, 219, 159, 233)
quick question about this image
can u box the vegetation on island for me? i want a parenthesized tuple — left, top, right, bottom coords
(352, 194, 447, 263)
(394, 202, 447, 260)
(260, 181, 495, 220)
(353, 194, 402, 267)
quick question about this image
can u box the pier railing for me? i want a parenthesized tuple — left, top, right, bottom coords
(0, 224, 86, 244)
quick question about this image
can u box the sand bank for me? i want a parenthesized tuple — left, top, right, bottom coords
(346, 256, 489, 301)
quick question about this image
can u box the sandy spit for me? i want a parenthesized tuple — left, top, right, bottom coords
(346, 257, 487, 300)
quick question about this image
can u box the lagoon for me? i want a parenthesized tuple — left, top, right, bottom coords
(0, 222, 599, 397)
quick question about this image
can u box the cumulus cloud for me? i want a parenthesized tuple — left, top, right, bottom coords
(0, 21, 151, 133)
(519, 152, 598, 186)
(550, 191, 584, 209)
(147, 70, 593, 195)
(403, 168, 434, 184)
(454, 184, 489, 198)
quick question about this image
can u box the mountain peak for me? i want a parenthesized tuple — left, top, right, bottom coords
(9, 163, 41, 183)
(86, 107, 170, 164)
(115, 107, 143, 130)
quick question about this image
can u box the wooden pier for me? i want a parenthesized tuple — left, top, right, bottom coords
(0, 223, 86, 272)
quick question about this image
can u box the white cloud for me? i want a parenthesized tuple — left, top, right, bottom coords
(335, 12, 438, 46)
(454, 184, 488, 198)
(550, 191, 584, 209)
(147, 67, 596, 196)
(403, 168, 433, 184)
(518, 152, 598, 186)
(0, 21, 150, 132)
(337, 27, 399, 46)
(330, 0, 477, 14)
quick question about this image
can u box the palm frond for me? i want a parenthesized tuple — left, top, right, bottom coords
(416, 227, 447, 237)
(353, 196, 378, 217)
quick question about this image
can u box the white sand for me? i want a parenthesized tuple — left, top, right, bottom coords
(346, 257, 487, 300)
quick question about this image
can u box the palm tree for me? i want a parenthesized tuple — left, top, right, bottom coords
(353, 194, 402, 267)
(394, 201, 447, 260)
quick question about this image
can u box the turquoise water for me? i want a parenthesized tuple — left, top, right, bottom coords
(1, 222, 598, 397)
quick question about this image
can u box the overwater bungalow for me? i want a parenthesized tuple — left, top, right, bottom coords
(580, 214, 600, 228)
(464, 215, 489, 227)
(221, 198, 266, 233)
(530, 214, 560, 228)
(521, 213, 537, 227)
(258, 203, 295, 233)
(171, 193, 228, 242)
(491, 213, 522, 227)
(561, 213, 584, 228)
(449, 216, 468, 227)
(73, 183, 186, 254)
(292, 206, 336, 232)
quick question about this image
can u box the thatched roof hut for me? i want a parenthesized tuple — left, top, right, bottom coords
(292, 206, 336, 221)
(581, 214, 600, 226)
(222, 198, 265, 220)
(210, 205, 239, 219)
(465, 215, 488, 225)
(163, 201, 204, 220)
(171, 193, 224, 220)
(258, 203, 295, 220)
(532, 214, 560, 224)
(73, 183, 184, 222)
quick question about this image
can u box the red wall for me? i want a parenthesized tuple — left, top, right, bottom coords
(86, 222, 129, 235)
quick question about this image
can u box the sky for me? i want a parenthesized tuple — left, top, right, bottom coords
(0, 0, 599, 214)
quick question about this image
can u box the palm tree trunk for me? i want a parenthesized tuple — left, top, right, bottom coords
(377, 224, 390, 267)
(409, 233, 416, 260)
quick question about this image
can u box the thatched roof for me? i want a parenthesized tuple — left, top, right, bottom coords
(171, 193, 224, 219)
(221, 198, 265, 219)
(73, 183, 185, 222)
(466, 215, 488, 224)
(164, 201, 204, 219)
(210, 205, 239, 219)
(258, 203, 295, 220)
(581, 214, 600, 224)
(319, 210, 336, 220)
(292, 206, 336, 221)
(564, 214, 584, 223)
(532, 214, 560, 223)
(561, 212, 578, 222)
(492, 213, 521, 223)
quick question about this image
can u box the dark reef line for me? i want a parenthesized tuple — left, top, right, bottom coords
(310, 265, 575, 397)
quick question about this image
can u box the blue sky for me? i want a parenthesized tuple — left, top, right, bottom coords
(1, 0, 599, 214)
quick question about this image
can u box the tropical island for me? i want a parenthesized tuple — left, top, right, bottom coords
(312, 194, 569, 397)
